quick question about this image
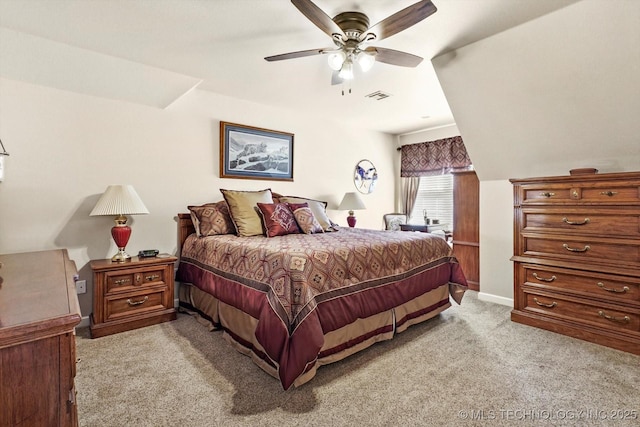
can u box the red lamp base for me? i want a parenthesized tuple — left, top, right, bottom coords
(110, 218, 132, 262)
(347, 215, 356, 228)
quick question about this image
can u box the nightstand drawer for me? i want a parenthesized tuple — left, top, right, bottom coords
(523, 290, 640, 333)
(105, 266, 167, 294)
(105, 289, 167, 321)
(90, 255, 177, 338)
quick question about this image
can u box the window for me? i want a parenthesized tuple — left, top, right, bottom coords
(408, 174, 453, 228)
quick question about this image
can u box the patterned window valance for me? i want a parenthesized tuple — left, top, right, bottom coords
(400, 136, 472, 177)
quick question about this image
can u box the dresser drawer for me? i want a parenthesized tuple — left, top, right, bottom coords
(520, 264, 640, 305)
(522, 208, 640, 238)
(105, 266, 167, 294)
(105, 288, 167, 321)
(523, 290, 640, 333)
(522, 234, 640, 267)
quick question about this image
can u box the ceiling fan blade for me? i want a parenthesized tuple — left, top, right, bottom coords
(363, 0, 437, 42)
(366, 46, 423, 68)
(265, 48, 329, 62)
(291, 0, 346, 41)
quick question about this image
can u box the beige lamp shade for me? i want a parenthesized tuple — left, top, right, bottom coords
(90, 185, 149, 262)
(338, 192, 366, 212)
(90, 185, 149, 216)
(339, 192, 365, 228)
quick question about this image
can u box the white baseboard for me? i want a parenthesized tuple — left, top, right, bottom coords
(78, 316, 90, 328)
(478, 292, 513, 307)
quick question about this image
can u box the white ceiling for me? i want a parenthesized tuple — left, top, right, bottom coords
(0, 0, 578, 135)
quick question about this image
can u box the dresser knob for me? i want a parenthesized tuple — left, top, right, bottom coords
(533, 272, 556, 282)
(563, 243, 590, 253)
(562, 217, 590, 226)
(598, 310, 630, 324)
(127, 296, 149, 306)
(533, 297, 557, 308)
(596, 282, 630, 293)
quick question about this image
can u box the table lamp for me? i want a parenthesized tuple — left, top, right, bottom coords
(90, 185, 149, 262)
(338, 192, 366, 227)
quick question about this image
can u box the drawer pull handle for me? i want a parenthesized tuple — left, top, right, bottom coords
(596, 282, 630, 294)
(533, 298, 557, 308)
(598, 310, 630, 324)
(127, 296, 149, 306)
(563, 243, 590, 253)
(600, 191, 618, 197)
(145, 274, 160, 281)
(533, 272, 556, 282)
(540, 192, 556, 198)
(114, 278, 131, 285)
(562, 217, 590, 226)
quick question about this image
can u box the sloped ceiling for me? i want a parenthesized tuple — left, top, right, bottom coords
(0, 0, 577, 135)
(432, 0, 640, 180)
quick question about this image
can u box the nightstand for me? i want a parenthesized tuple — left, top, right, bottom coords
(90, 255, 177, 338)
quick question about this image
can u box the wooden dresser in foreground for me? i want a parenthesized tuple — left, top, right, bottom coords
(90, 255, 177, 338)
(0, 249, 81, 426)
(510, 171, 640, 354)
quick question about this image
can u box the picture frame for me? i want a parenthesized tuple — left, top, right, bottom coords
(220, 121, 294, 181)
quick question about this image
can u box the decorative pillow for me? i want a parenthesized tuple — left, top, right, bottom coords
(271, 192, 284, 203)
(220, 188, 274, 237)
(188, 201, 235, 237)
(256, 202, 300, 237)
(288, 202, 324, 234)
(279, 196, 334, 231)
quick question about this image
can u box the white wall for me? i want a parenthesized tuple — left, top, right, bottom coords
(0, 78, 396, 318)
(433, 0, 640, 182)
(477, 180, 513, 306)
(431, 0, 640, 305)
(398, 124, 460, 146)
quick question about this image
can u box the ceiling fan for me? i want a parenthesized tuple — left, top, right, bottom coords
(265, 0, 438, 84)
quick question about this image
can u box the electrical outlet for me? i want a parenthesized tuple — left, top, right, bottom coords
(75, 279, 87, 294)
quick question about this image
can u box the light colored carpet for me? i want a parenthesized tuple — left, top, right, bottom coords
(75, 292, 639, 426)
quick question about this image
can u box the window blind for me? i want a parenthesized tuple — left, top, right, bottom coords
(408, 174, 454, 229)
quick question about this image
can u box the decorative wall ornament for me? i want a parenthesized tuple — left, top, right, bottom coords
(354, 159, 377, 194)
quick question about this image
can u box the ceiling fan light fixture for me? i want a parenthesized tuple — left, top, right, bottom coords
(357, 51, 375, 72)
(327, 51, 346, 71)
(338, 58, 354, 80)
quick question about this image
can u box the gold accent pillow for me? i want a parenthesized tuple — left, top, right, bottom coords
(220, 188, 274, 236)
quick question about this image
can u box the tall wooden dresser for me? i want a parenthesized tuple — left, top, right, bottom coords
(452, 170, 480, 291)
(510, 171, 640, 354)
(0, 249, 81, 426)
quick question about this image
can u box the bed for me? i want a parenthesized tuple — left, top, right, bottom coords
(176, 202, 467, 390)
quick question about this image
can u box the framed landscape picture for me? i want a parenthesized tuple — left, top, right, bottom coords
(220, 122, 294, 181)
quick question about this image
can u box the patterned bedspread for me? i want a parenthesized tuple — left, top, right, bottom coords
(179, 227, 458, 331)
(176, 227, 467, 389)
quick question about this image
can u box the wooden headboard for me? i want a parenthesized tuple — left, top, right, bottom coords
(177, 213, 195, 257)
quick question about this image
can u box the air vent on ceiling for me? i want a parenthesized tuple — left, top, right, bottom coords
(365, 91, 392, 101)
